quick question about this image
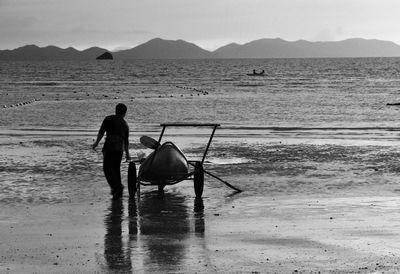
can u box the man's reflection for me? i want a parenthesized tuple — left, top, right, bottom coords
(104, 199, 132, 272)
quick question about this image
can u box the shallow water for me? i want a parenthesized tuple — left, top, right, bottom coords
(1, 127, 400, 205)
(2, 58, 400, 129)
(2, 58, 400, 205)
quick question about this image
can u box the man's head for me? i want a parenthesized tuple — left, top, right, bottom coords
(115, 103, 127, 116)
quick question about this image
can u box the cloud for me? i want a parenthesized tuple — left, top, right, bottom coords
(314, 29, 336, 42)
(0, 26, 155, 50)
(0, 16, 38, 31)
(312, 27, 346, 42)
(3, 0, 400, 49)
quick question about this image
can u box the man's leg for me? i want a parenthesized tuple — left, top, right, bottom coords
(103, 151, 114, 193)
(103, 151, 123, 197)
(111, 151, 124, 198)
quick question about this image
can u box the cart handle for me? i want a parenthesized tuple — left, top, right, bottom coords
(157, 123, 220, 164)
(160, 123, 220, 127)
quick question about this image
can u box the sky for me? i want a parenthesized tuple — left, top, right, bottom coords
(1, 0, 400, 51)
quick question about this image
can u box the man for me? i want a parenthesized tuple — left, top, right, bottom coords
(93, 103, 131, 199)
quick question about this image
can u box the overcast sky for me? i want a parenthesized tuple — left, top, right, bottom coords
(1, 0, 400, 51)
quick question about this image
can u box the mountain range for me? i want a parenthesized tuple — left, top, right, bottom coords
(2, 38, 400, 60)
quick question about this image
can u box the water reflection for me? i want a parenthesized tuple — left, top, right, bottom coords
(194, 197, 205, 234)
(103, 199, 132, 272)
(104, 191, 206, 273)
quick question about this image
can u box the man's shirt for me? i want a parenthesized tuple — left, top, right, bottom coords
(99, 115, 129, 152)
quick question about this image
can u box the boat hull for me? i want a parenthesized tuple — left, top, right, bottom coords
(138, 142, 189, 184)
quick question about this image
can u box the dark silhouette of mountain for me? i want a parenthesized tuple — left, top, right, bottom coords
(0, 45, 107, 60)
(1, 38, 400, 60)
(114, 38, 211, 59)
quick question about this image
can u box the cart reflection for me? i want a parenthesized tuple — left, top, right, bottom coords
(103, 191, 205, 272)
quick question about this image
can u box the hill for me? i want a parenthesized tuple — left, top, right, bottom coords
(1, 38, 400, 60)
(0, 45, 108, 61)
(114, 38, 211, 59)
(212, 38, 400, 58)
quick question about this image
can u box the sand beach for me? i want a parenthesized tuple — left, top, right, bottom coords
(2, 181, 400, 273)
(2, 129, 400, 273)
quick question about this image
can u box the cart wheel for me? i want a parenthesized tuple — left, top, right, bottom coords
(128, 162, 137, 197)
(194, 161, 204, 197)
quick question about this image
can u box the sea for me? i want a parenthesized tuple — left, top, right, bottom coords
(2, 58, 400, 205)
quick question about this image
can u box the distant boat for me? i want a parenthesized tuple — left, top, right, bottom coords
(247, 69, 266, 76)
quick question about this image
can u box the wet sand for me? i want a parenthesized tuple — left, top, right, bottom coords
(2, 131, 400, 273)
(2, 191, 400, 273)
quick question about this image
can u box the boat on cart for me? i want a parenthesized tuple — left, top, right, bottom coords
(128, 123, 241, 198)
(138, 141, 189, 183)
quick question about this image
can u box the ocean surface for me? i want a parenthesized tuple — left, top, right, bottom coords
(1, 58, 400, 205)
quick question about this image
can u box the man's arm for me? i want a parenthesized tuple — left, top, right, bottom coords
(124, 144, 131, 161)
(124, 126, 131, 161)
(92, 117, 107, 150)
(92, 133, 104, 150)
